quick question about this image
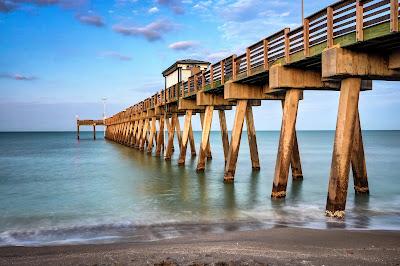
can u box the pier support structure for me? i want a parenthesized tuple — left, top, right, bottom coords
(223, 81, 285, 182)
(321, 47, 400, 217)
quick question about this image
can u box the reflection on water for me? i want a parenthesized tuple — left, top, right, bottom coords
(0, 131, 399, 246)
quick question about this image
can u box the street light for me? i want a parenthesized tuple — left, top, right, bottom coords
(102, 97, 107, 119)
(301, 0, 304, 25)
(102, 98, 107, 137)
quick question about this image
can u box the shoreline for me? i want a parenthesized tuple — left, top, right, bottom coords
(1, 227, 399, 265)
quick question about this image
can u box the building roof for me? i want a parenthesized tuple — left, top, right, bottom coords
(162, 59, 210, 77)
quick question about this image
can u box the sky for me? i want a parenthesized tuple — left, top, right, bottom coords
(0, 0, 399, 131)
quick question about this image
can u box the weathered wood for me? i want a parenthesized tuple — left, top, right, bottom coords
(281, 101, 303, 180)
(155, 115, 165, 157)
(327, 7, 334, 48)
(197, 106, 214, 172)
(326, 78, 361, 218)
(135, 119, 143, 149)
(147, 117, 157, 153)
(322, 47, 400, 80)
(93, 124, 96, 140)
(356, 0, 364, 42)
(140, 119, 149, 151)
(218, 110, 229, 163)
(245, 105, 260, 170)
(271, 89, 302, 198)
(131, 120, 138, 147)
(189, 122, 196, 156)
(224, 100, 248, 182)
(303, 18, 310, 57)
(175, 116, 183, 149)
(77, 124, 80, 140)
(351, 110, 369, 194)
(200, 112, 212, 159)
(224, 81, 285, 100)
(165, 114, 177, 160)
(197, 90, 233, 106)
(178, 110, 193, 165)
(390, 0, 399, 32)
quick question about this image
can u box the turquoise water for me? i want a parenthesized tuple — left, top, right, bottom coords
(0, 131, 399, 246)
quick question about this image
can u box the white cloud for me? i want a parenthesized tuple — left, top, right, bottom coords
(148, 6, 159, 14)
(168, 41, 198, 50)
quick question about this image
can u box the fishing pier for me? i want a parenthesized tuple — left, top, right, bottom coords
(86, 0, 400, 218)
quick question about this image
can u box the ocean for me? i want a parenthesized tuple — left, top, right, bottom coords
(0, 131, 399, 246)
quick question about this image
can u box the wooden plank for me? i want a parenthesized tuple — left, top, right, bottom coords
(326, 78, 361, 218)
(303, 19, 310, 57)
(391, 0, 399, 32)
(246, 47, 251, 76)
(327, 7, 334, 48)
(271, 89, 302, 198)
(245, 105, 260, 170)
(356, 0, 364, 41)
(224, 100, 248, 182)
(263, 39, 269, 70)
(284, 28, 290, 63)
(197, 107, 214, 171)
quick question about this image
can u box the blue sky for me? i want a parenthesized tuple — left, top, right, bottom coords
(0, 0, 399, 131)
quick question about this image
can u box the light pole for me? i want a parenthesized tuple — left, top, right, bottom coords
(301, 0, 304, 25)
(102, 98, 107, 137)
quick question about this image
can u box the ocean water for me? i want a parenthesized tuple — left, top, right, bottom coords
(0, 131, 399, 246)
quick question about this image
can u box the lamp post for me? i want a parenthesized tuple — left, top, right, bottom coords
(102, 98, 107, 137)
(302, 0, 304, 25)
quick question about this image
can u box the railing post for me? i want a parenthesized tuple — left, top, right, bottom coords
(303, 18, 310, 57)
(187, 79, 190, 97)
(246, 47, 251, 76)
(356, 0, 364, 42)
(210, 65, 214, 89)
(232, 56, 237, 80)
(284, 28, 290, 63)
(327, 7, 334, 48)
(221, 60, 225, 85)
(391, 0, 399, 32)
(263, 39, 269, 70)
(201, 71, 205, 90)
(194, 75, 198, 92)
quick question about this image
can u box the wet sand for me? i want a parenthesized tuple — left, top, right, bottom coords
(1, 227, 399, 265)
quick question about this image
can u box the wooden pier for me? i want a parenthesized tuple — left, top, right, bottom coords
(99, 0, 400, 218)
(77, 119, 104, 140)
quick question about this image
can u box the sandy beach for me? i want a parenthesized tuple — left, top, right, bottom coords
(1, 227, 399, 265)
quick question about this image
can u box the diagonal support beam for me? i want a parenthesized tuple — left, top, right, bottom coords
(326, 78, 361, 218)
(197, 106, 214, 172)
(218, 110, 230, 163)
(178, 110, 193, 165)
(245, 105, 260, 170)
(271, 89, 302, 198)
(155, 115, 165, 157)
(224, 100, 248, 182)
(165, 114, 177, 160)
(351, 110, 369, 194)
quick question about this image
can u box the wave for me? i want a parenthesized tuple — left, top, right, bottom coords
(0, 219, 267, 247)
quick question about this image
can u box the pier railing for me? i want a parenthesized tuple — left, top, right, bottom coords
(106, 0, 399, 123)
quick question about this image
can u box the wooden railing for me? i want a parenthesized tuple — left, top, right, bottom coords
(105, 0, 400, 123)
